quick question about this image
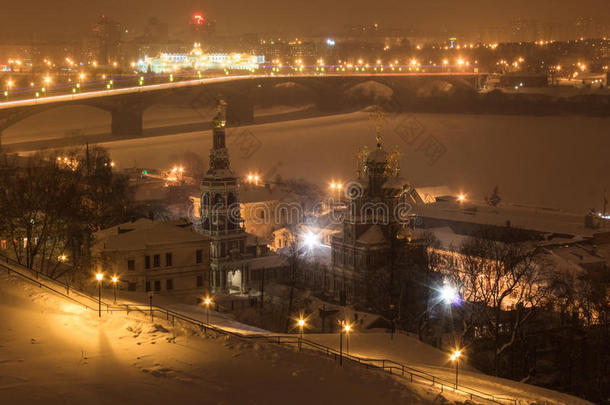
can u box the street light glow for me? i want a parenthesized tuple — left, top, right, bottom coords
(440, 283, 460, 305)
(111, 276, 118, 283)
(303, 231, 319, 248)
(95, 273, 103, 281)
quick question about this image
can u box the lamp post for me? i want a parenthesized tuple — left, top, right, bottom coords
(6, 80, 13, 100)
(204, 297, 212, 324)
(95, 273, 103, 318)
(450, 350, 462, 389)
(344, 323, 351, 354)
(297, 318, 305, 350)
(111, 276, 118, 304)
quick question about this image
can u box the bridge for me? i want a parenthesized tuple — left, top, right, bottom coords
(0, 72, 487, 151)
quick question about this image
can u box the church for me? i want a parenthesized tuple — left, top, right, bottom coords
(198, 99, 253, 294)
(329, 122, 428, 307)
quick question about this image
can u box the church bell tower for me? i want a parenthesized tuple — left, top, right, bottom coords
(199, 99, 249, 293)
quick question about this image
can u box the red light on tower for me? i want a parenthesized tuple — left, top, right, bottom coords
(193, 13, 204, 25)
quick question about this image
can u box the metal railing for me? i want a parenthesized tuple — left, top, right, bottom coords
(0, 255, 517, 405)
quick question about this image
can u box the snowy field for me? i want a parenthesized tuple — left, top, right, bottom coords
(0, 271, 435, 405)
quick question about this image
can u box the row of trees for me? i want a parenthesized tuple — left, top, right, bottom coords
(420, 229, 608, 402)
(0, 147, 132, 279)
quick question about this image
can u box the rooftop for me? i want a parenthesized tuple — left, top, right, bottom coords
(94, 219, 209, 252)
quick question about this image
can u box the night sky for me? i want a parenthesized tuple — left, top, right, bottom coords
(2, 0, 609, 39)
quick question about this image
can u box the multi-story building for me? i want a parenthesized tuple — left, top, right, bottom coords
(93, 218, 210, 294)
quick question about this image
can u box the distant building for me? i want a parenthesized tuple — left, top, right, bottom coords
(136, 44, 264, 74)
(92, 15, 123, 65)
(93, 219, 210, 294)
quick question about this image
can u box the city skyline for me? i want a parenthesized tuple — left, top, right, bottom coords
(2, 0, 609, 40)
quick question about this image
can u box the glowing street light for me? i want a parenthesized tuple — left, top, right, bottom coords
(303, 231, 318, 249)
(458, 194, 465, 203)
(343, 322, 352, 354)
(338, 320, 353, 365)
(440, 282, 460, 305)
(297, 317, 306, 350)
(111, 275, 118, 304)
(95, 273, 103, 318)
(450, 349, 462, 389)
(58, 254, 68, 262)
(203, 296, 212, 324)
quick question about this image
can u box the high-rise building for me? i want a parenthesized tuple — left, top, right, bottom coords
(92, 15, 122, 65)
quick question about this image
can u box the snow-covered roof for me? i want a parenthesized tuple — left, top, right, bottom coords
(248, 254, 288, 270)
(239, 185, 300, 204)
(414, 200, 594, 238)
(95, 220, 209, 252)
(414, 185, 453, 204)
(425, 226, 469, 250)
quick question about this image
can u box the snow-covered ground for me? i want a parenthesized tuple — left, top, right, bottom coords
(0, 261, 594, 405)
(0, 270, 433, 405)
(303, 332, 591, 405)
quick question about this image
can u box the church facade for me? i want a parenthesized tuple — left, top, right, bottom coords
(329, 130, 427, 307)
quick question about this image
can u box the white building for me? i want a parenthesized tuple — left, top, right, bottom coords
(93, 219, 211, 294)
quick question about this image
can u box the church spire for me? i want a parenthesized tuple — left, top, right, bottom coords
(369, 106, 386, 150)
(206, 98, 232, 176)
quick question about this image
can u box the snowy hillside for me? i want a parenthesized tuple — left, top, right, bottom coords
(0, 271, 436, 405)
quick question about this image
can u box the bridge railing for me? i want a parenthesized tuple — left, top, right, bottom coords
(0, 254, 516, 405)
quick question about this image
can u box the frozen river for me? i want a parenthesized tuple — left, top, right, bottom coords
(5, 105, 609, 214)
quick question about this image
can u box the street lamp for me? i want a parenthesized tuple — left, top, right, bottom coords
(204, 297, 212, 324)
(5, 80, 13, 100)
(344, 323, 352, 354)
(111, 275, 118, 304)
(95, 273, 103, 318)
(450, 349, 462, 389)
(439, 282, 460, 306)
(338, 320, 353, 365)
(297, 317, 306, 350)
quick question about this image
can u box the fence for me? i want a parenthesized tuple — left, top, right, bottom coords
(0, 255, 517, 405)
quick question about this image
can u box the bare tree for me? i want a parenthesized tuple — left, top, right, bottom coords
(448, 234, 547, 376)
(0, 147, 132, 279)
